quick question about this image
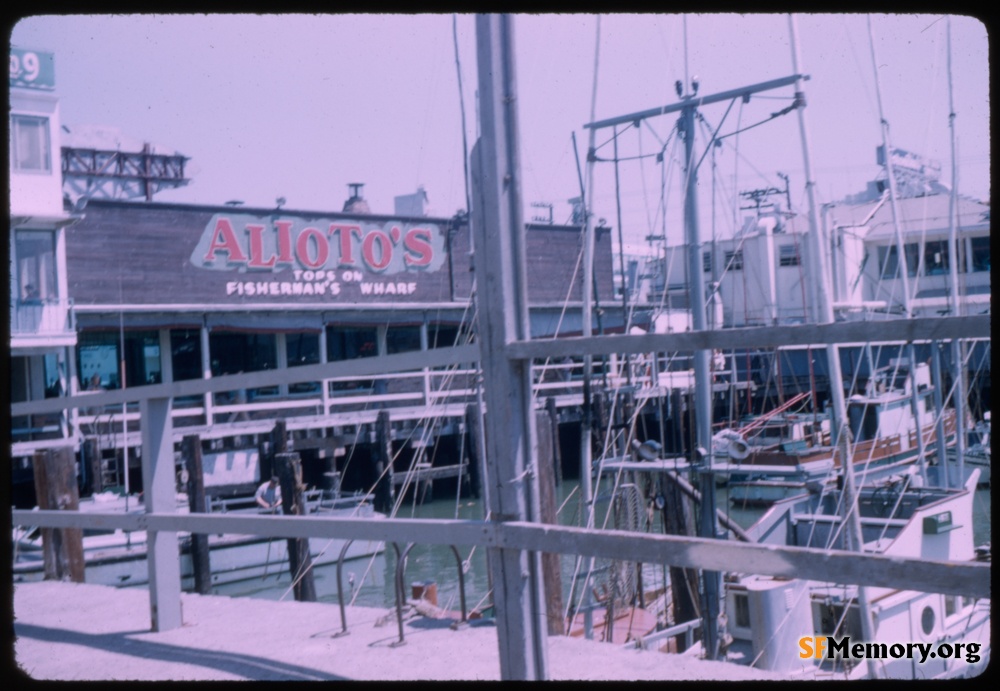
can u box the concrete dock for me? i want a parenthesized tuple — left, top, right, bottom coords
(12, 581, 785, 681)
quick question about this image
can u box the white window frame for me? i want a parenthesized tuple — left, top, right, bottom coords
(10, 114, 52, 173)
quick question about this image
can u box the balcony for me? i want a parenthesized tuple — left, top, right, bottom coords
(10, 297, 77, 349)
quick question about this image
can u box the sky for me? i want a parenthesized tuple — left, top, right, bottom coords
(10, 13, 990, 252)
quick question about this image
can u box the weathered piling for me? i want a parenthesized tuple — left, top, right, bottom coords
(275, 452, 317, 602)
(660, 470, 700, 651)
(182, 434, 211, 594)
(373, 410, 394, 514)
(536, 409, 564, 635)
(464, 403, 483, 498)
(545, 397, 562, 486)
(32, 448, 85, 582)
(83, 438, 102, 496)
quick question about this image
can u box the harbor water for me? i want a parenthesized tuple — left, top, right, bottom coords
(206, 476, 991, 614)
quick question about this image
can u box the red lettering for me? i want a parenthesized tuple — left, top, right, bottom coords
(246, 225, 277, 268)
(329, 224, 362, 266)
(362, 230, 392, 271)
(296, 227, 329, 269)
(403, 228, 433, 267)
(274, 220, 295, 264)
(203, 218, 248, 264)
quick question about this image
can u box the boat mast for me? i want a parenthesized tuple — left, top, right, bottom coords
(945, 15, 967, 482)
(788, 14, 880, 679)
(866, 15, 930, 484)
(677, 84, 723, 662)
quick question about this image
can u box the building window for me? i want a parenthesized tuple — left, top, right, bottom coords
(428, 323, 473, 349)
(778, 244, 800, 266)
(286, 332, 321, 394)
(326, 326, 377, 392)
(387, 325, 421, 354)
(209, 331, 277, 399)
(724, 250, 743, 271)
(702, 251, 712, 273)
(327, 326, 377, 361)
(15, 230, 57, 302)
(970, 236, 989, 272)
(11, 114, 52, 172)
(78, 330, 162, 390)
(170, 329, 202, 382)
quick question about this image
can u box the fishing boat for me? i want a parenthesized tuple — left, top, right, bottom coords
(721, 466, 990, 679)
(12, 489, 385, 589)
(726, 359, 958, 506)
(948, 411, 990, 487)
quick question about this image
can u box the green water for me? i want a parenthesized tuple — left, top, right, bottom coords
(210, 478, 991, 612)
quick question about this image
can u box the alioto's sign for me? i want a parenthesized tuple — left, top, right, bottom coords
(191, 213, 447, 301)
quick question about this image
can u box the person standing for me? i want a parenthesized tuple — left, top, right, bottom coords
(255, 476, 282, 511)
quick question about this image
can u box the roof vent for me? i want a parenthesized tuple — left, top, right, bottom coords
(343, 183, 371, 214)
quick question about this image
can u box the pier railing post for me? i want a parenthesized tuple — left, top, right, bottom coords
(373, 410, 394, 514)
(32, 448, 85, 582)
(275, 451, 317, 601)
(473, 13, 548, 680)
(182, 434, 211, 595)
(140, 395, 182, 631)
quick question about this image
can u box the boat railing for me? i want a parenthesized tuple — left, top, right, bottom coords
(630, 617, 701, 652)
(382, 541, 468, 646)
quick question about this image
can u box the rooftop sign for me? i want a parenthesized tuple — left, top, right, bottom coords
(10, 48, 55, 90)
(191, 213, 447, 301)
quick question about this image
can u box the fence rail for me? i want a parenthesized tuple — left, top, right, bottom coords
(11, 508, 990, 600)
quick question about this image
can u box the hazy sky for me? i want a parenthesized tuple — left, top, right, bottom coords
(11, 13, 990, 250)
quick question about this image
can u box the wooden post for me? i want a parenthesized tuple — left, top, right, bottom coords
(464, 403, 482, 499)
(660, 472, 700, 651)
(275, 452, 317, 602)
(32, 448, 85, 582)
(273, 419, 289, 454)
(472, 14, 549, 679)
(545, 397, 562, 486)
(536, 410, 564, 635)
(182, 434, 211, 595)
(373, 410, 394, 514)
(84, 438, 102, 496)
(140, 396, 182, 631)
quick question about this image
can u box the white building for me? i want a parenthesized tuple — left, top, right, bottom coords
(10, 46, 79, 460)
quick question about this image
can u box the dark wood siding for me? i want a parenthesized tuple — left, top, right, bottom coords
(66, 200, 614, 309)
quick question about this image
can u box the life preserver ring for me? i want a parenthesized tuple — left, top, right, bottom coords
(713, 429, 750, 461)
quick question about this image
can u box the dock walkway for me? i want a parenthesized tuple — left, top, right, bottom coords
(12, 581, 783, 681)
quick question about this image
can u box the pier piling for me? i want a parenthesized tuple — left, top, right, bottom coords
(536, 410, 564, 635)
(275, 452, 317, 602)
(373, 410, 395, 513)
(182, 434, 211, 594)
(32, 448, 85, 582)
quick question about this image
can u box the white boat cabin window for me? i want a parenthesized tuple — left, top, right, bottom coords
(878, 242, 920, 279)
(970, 236, 990, 272)
(778, 244, 801, 267)
(733, 592, 751, 628)
(10, 114, 52, 172)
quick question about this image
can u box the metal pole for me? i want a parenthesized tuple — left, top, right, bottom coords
(945, 16, 966, 483)
(680, 96, 721, 661)
(789, 14, 879, 678)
